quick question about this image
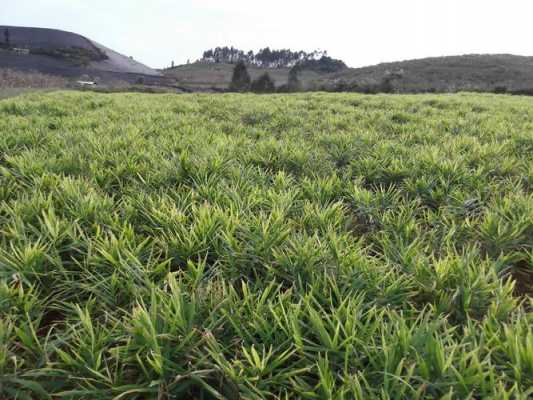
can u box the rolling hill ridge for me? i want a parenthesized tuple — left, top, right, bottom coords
(3, 26, 533, 94)
(326, 54, 533, 93)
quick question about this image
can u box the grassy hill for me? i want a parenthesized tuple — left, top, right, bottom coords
(326, 54, 533, 93)
(0, 91, 531, 398)
(165, 54, 533, 94)
(163, 62, 324, 90)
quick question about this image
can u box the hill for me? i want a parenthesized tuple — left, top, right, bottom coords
(0, 26, 163, 84)
(327, 54, 533, 93)
(3, 27, 533, 94)
(164, 54, 533, 94)
(0, 91, 531, 398)
(163, 62, 324, 90)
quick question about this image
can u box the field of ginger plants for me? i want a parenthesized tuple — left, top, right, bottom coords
(0, 91, 532, 399)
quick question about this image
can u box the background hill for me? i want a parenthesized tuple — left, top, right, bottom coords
(0, 26, 164, 85)
(1, 26, 96, 49)
(326, 54, 533, 94)
(164, 54, 533, 94)
(163, 63, 324, 90)
(3, 26, 533, 94)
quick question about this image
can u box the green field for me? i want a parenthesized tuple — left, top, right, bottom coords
(0, 91, 532, 399)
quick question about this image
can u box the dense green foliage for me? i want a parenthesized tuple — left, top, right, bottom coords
(287, 66, 302, 93)
(29, 46, 108, 66)
(297, 57, 348, 74)
(251, 73, 276, 93)
(230, 61, 252, 92)
(0, 91, 532, 399)
(200, 47, 346, 71)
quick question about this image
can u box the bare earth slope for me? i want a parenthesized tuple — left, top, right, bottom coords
(0, 26, 161, 80)
(89, 41, 161, 76)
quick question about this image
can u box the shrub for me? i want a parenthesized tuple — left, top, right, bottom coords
(287, 65, 302, 92)
(0, 68, 67, 89)
(3, 28, 10, 47)
(251, 72, 276, 93)
(30, 46, 108, 66)
(297, 56, 347, 73)
(229, 61, 251, 92)
(378, 77, 394, 93)
(276, 83, 289, 93)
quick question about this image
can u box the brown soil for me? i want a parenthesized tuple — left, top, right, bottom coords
(509, 259, 533, 299)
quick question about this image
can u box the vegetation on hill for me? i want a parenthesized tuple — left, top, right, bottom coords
(229, 60, 251, 92)
(287, 65, 302, 92)
(325, 54, 533, 94)
(29, 46, 108, 67)
(200, 46, 346, 70)
(0, 68, 67, 89)
(250, 72, 276, 93)
(0, 68, 68, 99)
(297, 56, 348, 73)
(4, 24, 533, 95)
(164, 62, 324, 91)
(167, 53, 533, 95)
(229, 63, 276, 93)
(0, 91, 531, 398)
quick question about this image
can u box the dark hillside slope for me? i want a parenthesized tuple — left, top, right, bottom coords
(0, 25, 161, 81)
(89, 41, 161, 76)
(0, 26, 96, 50)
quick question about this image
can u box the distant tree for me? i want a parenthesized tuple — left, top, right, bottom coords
(247, 50, 254, 64)
(230, 61, 251, 92)
(4, 28, 10, 47)
(171, 60, 175, 68)
(251, 73, 275, 93)
(256, 47, 273, 67)
(288, 65, 302, 92)
(378, 76, 394, 93)
(297, 56, 347, 73)
(199, 47, 343, 68)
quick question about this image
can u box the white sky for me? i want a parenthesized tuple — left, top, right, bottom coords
(3, 0, 533, 69)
